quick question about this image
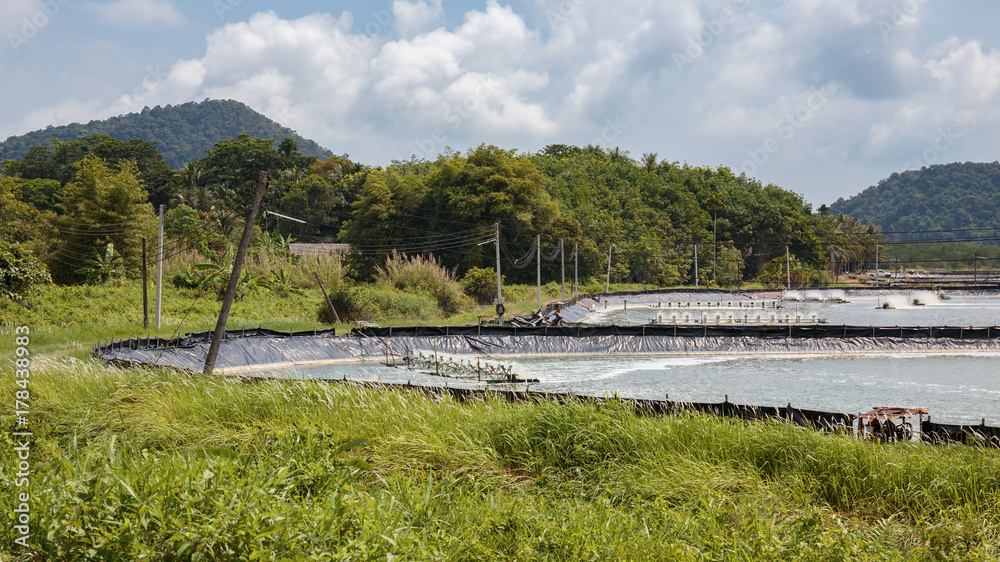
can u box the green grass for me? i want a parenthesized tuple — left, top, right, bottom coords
(0, 276, 658, 358)
(2, 359, 999, 559)
(0, 280, 343, 358)
(7, 278, 998, 558)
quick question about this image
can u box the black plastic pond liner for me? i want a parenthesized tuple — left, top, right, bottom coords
(353, 324, 1000, 339)
(922, 420, 1000, 446)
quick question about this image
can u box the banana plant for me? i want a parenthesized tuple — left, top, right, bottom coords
(76, 243, 124, 284)
(269, 268, 304, 296)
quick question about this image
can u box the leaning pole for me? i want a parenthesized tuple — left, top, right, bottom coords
(203, 171, 270, 375)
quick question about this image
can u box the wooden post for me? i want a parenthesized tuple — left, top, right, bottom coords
(155, 205, 164, 328)
(314, 272, 341, 323)
(203, 171, 269, 375)
(142, 237, 148, 329)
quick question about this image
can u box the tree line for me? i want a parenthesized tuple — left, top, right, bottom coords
(1, 134, 887, 299)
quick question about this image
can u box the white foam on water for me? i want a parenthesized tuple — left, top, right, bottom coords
(880, 294, 909, 309)
(911, 290, 941, 306)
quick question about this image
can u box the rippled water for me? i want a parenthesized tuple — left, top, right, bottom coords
(279, 352, 999, 426)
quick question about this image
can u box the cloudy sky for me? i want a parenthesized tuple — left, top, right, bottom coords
(2, 0, 999, 206)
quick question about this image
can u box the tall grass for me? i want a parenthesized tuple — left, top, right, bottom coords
(3, 358, 999, 559)
(375, 252, 469, 315)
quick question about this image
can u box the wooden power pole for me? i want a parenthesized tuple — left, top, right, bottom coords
(203, 171, 270, 375)
(142, 237, 148, 329)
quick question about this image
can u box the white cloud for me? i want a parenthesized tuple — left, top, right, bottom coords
(8, 1, 1000, 205)
(391, 0, 443, 38)
(9, 97, 106, 136)
(86, 0, 185, 27)
(0, 0, 44, 36)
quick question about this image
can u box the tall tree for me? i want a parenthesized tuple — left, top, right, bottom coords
(201, 134, 314, 209)
(423, 145, 559, 277)
(52, 156, 155, 283)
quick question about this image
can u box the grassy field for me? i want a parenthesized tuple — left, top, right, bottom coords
(2, 359, 999, 559)
(3, 280, 1000, 559)
(0, 276, 655, 358)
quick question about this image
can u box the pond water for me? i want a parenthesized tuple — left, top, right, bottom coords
(266, 290, 1000, 426)
(587, 291, 1000, 328)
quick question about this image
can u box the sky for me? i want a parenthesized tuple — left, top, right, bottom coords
(2, 0, 1000, 207)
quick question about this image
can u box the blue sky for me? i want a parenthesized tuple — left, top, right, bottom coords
(3, 0, 1000, 206)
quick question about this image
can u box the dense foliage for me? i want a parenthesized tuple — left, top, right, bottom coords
(337, 144, 869, 285)
(830, 162, 1000, 241)
(0, 239, 51, 301)
(2, 134, 174, 207)
(0, 99, 333, 170)
(51, 157, 156, 284)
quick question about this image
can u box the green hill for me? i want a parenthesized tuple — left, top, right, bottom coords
(829, 162, 1000, 240)
(0, 99, 334, 169)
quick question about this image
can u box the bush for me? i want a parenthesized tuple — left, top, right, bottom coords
(0, 240, 52, 301)
(462, 267, 503, 305)
(318, 285, 439, 323)
(375, 253, 468, 315)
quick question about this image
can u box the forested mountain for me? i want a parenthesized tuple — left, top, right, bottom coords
(829, 162, 1000, 241)
(0, 99, 333, 168)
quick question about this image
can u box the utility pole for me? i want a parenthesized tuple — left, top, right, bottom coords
(605, 244, 612, 293)
(693, 244, 698, 289)
(560, 238, 565, 302)
(875, 244, 879, 288)
(713, 221, 717, 283)
(536, 234, 541, 312)
(495, 223, 503, 318)
(786, 246, 791, 289)
(155, 205, 164, 328)
(204, 171, 269, 375)
(142, 237, 148, 329)
(573, 243, 579, 300)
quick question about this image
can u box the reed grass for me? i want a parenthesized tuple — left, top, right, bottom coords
(2, 358, 999, 559)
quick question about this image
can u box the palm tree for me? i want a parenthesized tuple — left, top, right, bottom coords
(607, 147, 631, 163)
(823, 213, 883, 279)
(641, 152, 658, 172)
(172, 161, 206, 209)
